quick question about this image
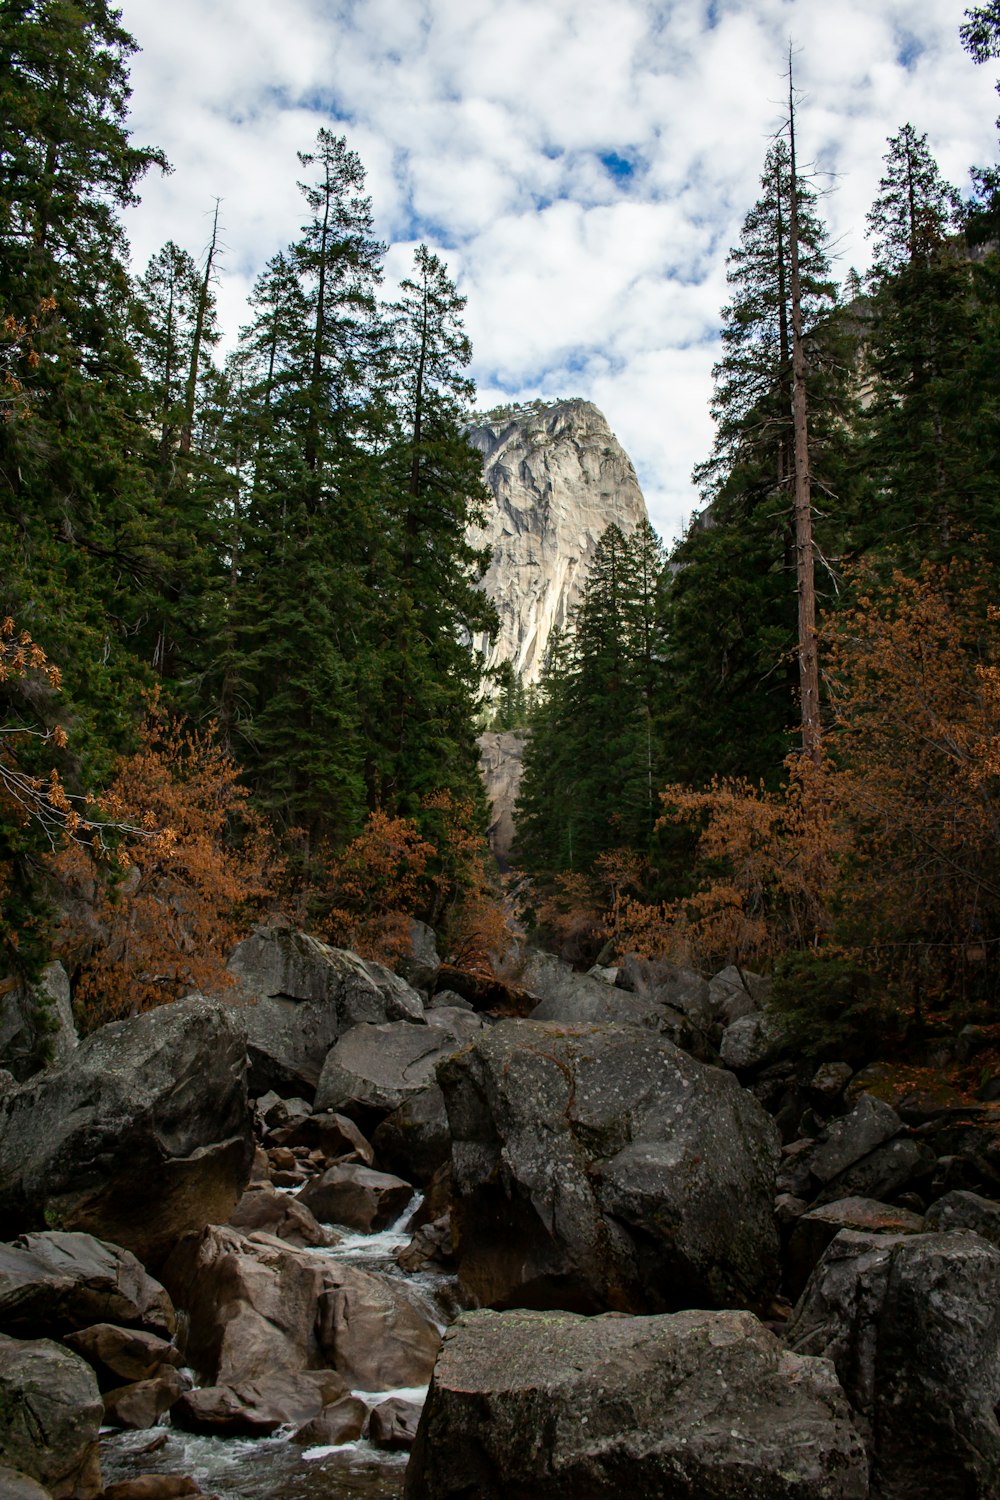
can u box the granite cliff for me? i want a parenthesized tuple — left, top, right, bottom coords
(468, 398, 649, 687)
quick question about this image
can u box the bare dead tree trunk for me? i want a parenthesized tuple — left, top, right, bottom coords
(788, 49, 821, 764)
(180, 199, 221, 457)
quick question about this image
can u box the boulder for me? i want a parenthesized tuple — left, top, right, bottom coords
(924, 1188, 1000, 1245)
(523, 952, 711, 1052)
(171, 1385, 284, 1437)
(228, 1182, 338, 1248)
(162, 1225, 440, 1402)
(103, 1481, 201, 1500)
(719, 1010, 792, 1072)
(0, 1467, 55, 1500)
(372, 1084, 452, 1186)
(616, 955, 713, 1028)
(397, 1217, 454, 1274)
(296, 1164, 413, 1232)
(255, 1092, 312, 1131)
(708, 965, 759, 1026)
(268, 1109, 376, 1164)
(405, 1306, 868, 1500)
(808, 1096, 903, 1185)
(787, 1228, 1000, 1499)
(396, 920, 441, 993)
(812, 1138, 934, 1208)
(423, 1006, 484, 1038)
(102, 1367, 189, 1429)
(0, 1232, 175, 1339)
(0, 997, 252, 1267)
(785, 1197, 925, 1303)
(227, 927, 424, 1095)
(64, 1323, 183, 1387)
(290, 1395, 367, 1446)
(809, 1062, 855, 1104)
(0, 1334, 103, 1499)
(0, 964, 76, 1082)
(315, 1019, 470, 1124)
(440, 1020, 780, 1313)
(369, 1395, 422, 1449)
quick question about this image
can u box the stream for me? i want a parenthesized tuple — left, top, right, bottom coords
(99, 1196, 455, 1500)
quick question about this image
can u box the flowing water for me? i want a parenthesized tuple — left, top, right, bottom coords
(100, 1195, 455, 1500)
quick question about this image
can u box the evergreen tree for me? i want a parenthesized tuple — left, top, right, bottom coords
(516, 522, 668, 873)
(367, 244, 496, 817)
(223, 133, 384, 849)
(661, 140, 848, 787)
(0, 0, 171, 765)
(854, 126, 997, 562)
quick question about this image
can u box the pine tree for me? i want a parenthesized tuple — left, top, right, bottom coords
(0, 0, 171, 767)
(222, 133, 385, 849)
(367, 244, 496, 817)
(855, 125, 993, 561)
(661, 138, 848, 787)
(515, 522, 668, 874)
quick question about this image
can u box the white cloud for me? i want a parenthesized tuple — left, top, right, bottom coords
(119, 0, 1000, 540)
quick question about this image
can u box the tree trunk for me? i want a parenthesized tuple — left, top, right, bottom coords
(788, 54, 821, 764)
(180, 200, 220, 457)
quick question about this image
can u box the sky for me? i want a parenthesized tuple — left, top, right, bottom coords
(117, 0, 999, 542)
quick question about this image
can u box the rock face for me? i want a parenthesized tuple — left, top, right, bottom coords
(476, 730, 525, 866)
(406, 1306, 869, 1500)
(0, 996, 253, 1266)
(787, 1228, 1000, 1499)
(0, 1333, 104, 1499)
(0, 962, 77, 1081)
(468, 399, 649, 687)
(439, 1020, 780, 1313)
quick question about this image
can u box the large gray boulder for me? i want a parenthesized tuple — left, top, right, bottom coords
(0, 964, 76, 1081)
(439, 1020, 780, 1313)
(524, 954, 710, 1050)
(227, 927, 424, 1095)
(787, 1229, 1000, 1499)
(616, 954, 714, 1029)
(372, 1083, 452, 1186)
(0, 997, 253, 1267)
(785, 1199, 925, 1304)
(314, 1019, 470, 1124)
(405, 1306, 868, 1500)
(924, 1188, 1000, 1245)
(0, 1334, 103, 1498)
(0, 1232, 175, 1339)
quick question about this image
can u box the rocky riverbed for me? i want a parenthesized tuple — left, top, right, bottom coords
(2, 925, 1000, 1498)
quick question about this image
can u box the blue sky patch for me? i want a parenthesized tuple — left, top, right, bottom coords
(895, 31, 925, 70)
(601, 152, 635, 179)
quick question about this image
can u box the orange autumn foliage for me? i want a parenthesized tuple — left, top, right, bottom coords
(612, 755, 841, 972)
(610, 561, 1000, 1000)
(324, 790, 511, 975)
(53, 703, 278, 1027)
(325, 810, 438, 966)
(822, 561, 1000, 994)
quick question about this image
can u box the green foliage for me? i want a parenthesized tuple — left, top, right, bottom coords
(770, 951, 892, 1064)
(847, 127, 1000, 567)
(659, 138, 854, 790)
(516, 520, 668, 874)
